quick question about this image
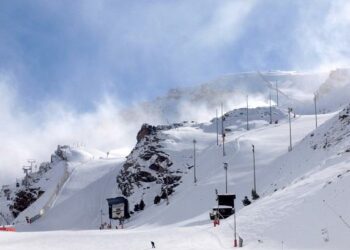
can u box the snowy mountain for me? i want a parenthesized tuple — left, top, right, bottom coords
(2, 71, 350, 250)
(316, 68, 350, 112)
(0, 69, 345, 187)
(0, 146, 70, 225)
(3, 102, 350, 249)
(0, 145, 106, 227)
(128, 71, 330, 124)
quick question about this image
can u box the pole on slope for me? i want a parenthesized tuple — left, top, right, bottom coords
(100, 209, 103, 226)
(165, 165, 169, 205)
(269, 90, 273, 124)
(288, 107, 293, 152)
(276, 80, 279, 106)
(251, 145, 260, 200)
(246, 95, 249, 131)
(233, 209, 237, 247)
(216, 109, 219, 146)
(314, 92, 318, 129)
(221, 103, 226, 157)
(193, 139, 197, 184)
(224, 162, 228, 193)
(252, 145, 256, 193)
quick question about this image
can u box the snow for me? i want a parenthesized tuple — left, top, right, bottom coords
(0, 226, 232, 250)
(16, 158, 124, 231)
(1, 103, 350, 249)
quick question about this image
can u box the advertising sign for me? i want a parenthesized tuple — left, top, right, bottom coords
(112, 203, 125, 219)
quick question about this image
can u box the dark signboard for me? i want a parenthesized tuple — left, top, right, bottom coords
(218, 194, 236, 208)
(106, 196, 130, 220)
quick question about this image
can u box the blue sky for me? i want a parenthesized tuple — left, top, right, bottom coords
(1, 0, 349, 112)
(1, 0, 350, 182)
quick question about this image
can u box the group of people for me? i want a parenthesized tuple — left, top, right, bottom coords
(99, 222, 123, 230)
(99, 222, 112, 230)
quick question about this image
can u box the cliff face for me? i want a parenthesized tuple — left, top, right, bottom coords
(117, 123, 183, 198)
(0, 146, 70, 222)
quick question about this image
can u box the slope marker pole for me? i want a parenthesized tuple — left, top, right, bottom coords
(246, 95, 249, 130)
(252, 145, 256, 192)
(276, 80, 279, 106)
(288, 107, 293, 151)
(216, 109, 219, 146)
(314, 92, 318, 128)
(269, 90, 272, 124)
(221, 103, 226, 157)
(193, 139, 197, 184)
(224, 162, 228, 193)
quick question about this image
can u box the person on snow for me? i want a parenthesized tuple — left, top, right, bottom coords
(242, 196, 251, 206)
(151, 241, 156, 248)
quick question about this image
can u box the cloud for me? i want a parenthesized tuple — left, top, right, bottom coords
(0, 69, 275, 185)
(0, 74, 164, 184)
(0, 0, 258, 109)
(1, 0, 350, 184)
(191, 1, 255, 49)
(290, 0, 350, 71)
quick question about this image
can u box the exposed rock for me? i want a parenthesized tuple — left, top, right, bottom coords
(163, 175, 181, 185)
(51, 145, 70, 162)
(149, 163, 165, 172)
(117, 123, 182, 198)
(137, 124, 157, 143)
(135, 171, 157, 183)
(12, 188, 44, 218)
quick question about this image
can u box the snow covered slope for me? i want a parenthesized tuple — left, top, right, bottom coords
(2, 103, 350, 249)
(0, 145, 109, 227)
(0, 146, 73, 225)
(230, 106, 350, 249)
(0, 69, 342, 188)
(17, 158, 124, 231)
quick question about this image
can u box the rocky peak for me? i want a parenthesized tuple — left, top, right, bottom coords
(136, 124, 157, 143)
(117, 123, 182, 198)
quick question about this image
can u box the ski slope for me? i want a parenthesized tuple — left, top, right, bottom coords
(16, 157, 124, 231)
(2, 108, 349, 250)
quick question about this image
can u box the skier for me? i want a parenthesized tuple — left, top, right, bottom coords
(151, 241, 156, 248)
(242, 196, 251, 206)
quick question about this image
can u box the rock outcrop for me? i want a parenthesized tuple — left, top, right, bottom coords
(117, 123, 182, 197)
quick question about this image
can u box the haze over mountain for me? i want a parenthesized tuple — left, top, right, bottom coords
(1, 1, 350, 250)
(2, 69, 347, 184)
